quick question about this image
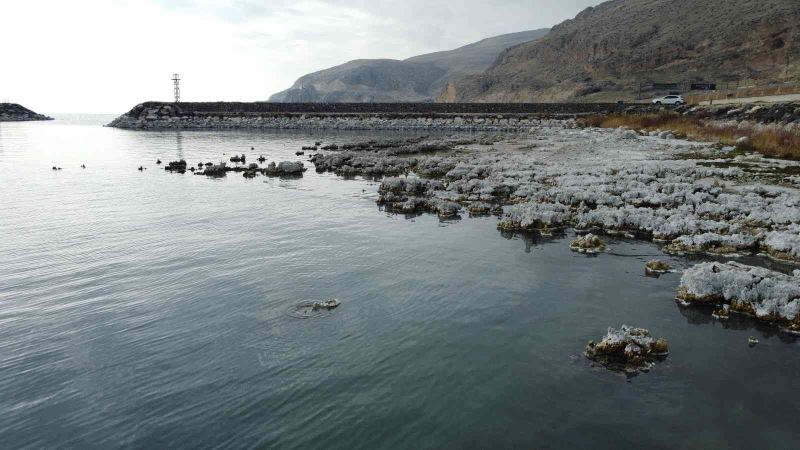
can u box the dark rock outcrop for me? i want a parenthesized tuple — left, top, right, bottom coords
(0, 103, 53, 122)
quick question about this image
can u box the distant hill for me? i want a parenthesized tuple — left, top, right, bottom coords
(440, 0, 800, 103)
(269, 29, 549, 103)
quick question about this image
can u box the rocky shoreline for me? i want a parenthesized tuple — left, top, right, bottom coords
(0, 103, 53, 122)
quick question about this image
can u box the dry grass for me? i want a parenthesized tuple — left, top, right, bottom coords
(580, 113, 800, 160)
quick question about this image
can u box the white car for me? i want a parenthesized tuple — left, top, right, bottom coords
(652, 95, 684, 105)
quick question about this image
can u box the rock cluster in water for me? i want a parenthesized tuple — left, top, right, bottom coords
(584, 325, 669, 375)
(304, 122, 800, 339)
(677, 262, 800, 334)
(307, 123, 800, 267)
(145, 119, 800, 340)
(160, 158, 306, 178)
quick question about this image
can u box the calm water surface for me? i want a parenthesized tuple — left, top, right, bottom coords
(1, 116, 799, 449)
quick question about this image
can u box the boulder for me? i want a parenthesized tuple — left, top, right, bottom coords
(585, 325, 669, 375)
(645, 260, 671, 275)
(264, 161, 306, 176)
(570, 233, 607, 254)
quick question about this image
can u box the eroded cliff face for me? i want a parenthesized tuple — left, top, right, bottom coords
(442, 0, 800, 103)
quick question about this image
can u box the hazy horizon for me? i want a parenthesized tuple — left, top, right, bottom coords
(1, 0, 601, 114)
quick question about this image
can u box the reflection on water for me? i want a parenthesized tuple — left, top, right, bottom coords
(175, 131, 184, 160)
(676, 303, 799, 343)
(1, 116, 799, 449)
(498, 229, 565, 253)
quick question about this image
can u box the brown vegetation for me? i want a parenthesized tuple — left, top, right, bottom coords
(580, 113, 800, 159)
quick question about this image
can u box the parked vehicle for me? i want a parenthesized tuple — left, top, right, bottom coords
(652, 95, 684, 105)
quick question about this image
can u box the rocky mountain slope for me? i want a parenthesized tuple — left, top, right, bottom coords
(269, 29, 549, 103)
(440, 0, 800, 103)
(0, 103, 52, 121)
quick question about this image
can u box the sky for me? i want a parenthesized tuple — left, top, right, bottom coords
(0, 0, 601, 113)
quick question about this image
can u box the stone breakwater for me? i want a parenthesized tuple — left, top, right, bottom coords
(106, 101, 800, 131)
(107, 101, 654, 131)
(0, 103, 53, 122)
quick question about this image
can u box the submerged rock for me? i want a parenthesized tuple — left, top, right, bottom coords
(165, 160, 187, 173)
(230, 154, 246, 163)
(645, 260, 671, 275)
(264, 161, 306, 176)
(202, 162, 227, 177)
(570, 233, 606, 254)
(677, 262, 800, 333)
(312, 299, 340, 311)
(584, 325, 669, 375)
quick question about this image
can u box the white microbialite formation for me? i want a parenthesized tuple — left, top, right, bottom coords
(678, 262, 800, 333)
(310, 121, 800, 333)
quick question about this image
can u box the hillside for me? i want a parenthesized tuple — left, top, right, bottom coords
(269, 29, 549, 103)
(440, 0, 800, 103)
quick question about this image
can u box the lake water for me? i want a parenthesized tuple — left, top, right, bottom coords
(1, 116, 799, 449)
